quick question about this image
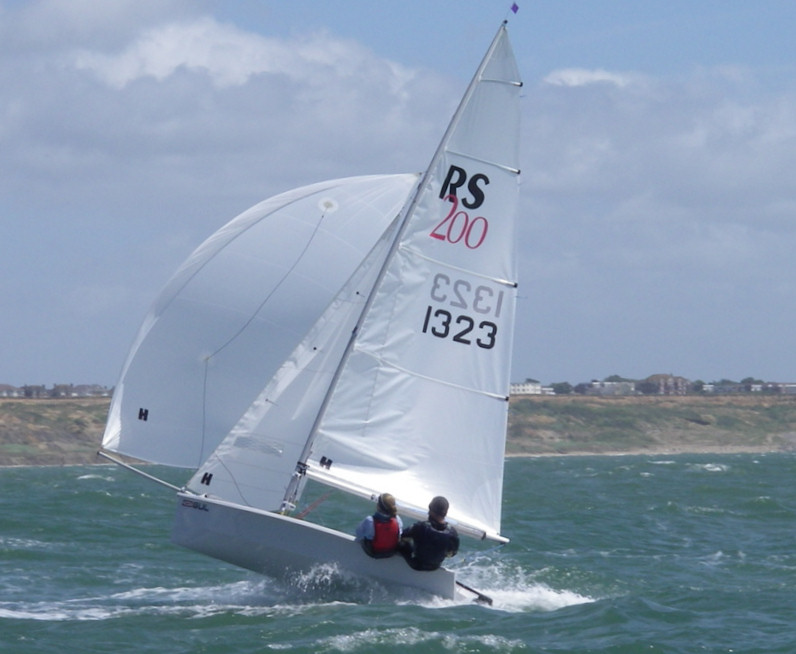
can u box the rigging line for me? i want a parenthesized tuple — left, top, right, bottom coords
(209, 448, 257, 508)
(295, 490, 333, 519)
(207, 209, 331, 361)
(97, 450, 181, 492)
(147, 187, 340, 331)
(200, 360, 209, 468)
(198, 205, 331, 457)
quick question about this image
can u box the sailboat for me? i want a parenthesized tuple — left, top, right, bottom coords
(100, 22, 521, 600)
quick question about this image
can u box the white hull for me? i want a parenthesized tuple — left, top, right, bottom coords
(172, 492, 457, 599)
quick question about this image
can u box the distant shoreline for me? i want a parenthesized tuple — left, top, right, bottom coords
(1, 447, 784, 469)
(506, 394, 796, 457)
(2, 395, 796, 467)
(505, 444, 779, 458)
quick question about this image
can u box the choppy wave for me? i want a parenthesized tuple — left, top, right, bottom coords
(5, 457, 796, 652)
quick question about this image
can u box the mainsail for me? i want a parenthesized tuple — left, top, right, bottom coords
(185, 24, 521, 544)
(303, 24, 521, 542)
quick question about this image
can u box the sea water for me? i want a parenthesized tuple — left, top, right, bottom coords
(2, 454, 796, 653)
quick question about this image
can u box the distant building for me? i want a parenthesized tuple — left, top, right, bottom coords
(0, 384, 21, 398)
(703, 382, 746, 394)
(769, 383, 796, 395)
(0, 384, 112, 398)
(511, 380, 542, 395)
(72, 384, 112, 397)
(589, 380, 635, 396)
(21, 385, 48, 398)
(510, 380, 554, 395)
(645, 374, 689, 395)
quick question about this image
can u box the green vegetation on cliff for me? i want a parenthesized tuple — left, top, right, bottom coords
(3, 395, 796, 466)
(508, 395, 796, 455)
(0, 398, 109, 466)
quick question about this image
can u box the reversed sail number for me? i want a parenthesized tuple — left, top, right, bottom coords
(422, 305, 497, 349)
(430, 273, 504, 318)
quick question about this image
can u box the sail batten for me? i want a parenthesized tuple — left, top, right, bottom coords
(480, 77, 523, 86)
(443, 149, 521, 173)
(399, 245, 518, 287)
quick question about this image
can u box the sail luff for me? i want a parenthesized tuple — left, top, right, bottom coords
(279, 23, 516, 513)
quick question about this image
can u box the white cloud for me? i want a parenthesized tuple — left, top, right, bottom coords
(543, 68, 634, 88)
(4, 1, 796, 385)
(72, 18, 289, 89)
(70, 16, 417, 95)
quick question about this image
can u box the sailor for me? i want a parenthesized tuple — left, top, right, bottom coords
(399, 496, 459, 571)
(355, 493, 403, 558)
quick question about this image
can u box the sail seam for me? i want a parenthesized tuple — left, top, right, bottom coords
(352, 346, 509, 401)
(445, 148, 520, 174)
(400, 245, 518, 288)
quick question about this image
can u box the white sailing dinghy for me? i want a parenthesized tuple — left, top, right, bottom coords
(100, 22, 521, 600)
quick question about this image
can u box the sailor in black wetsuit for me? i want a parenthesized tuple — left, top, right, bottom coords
(399, 496, 459, 571)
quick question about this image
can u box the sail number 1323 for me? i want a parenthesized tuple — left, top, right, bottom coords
(421, 273, 503, 350)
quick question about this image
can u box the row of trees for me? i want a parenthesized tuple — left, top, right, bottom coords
(540, 375, 785, 396)
(1, 384, 112, 399)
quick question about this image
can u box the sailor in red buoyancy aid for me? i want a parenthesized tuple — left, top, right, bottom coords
(355, 493, 403, 558)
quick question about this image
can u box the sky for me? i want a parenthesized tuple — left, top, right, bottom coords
(2, 0, 796, 388)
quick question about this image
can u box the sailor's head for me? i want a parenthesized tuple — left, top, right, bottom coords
(377, 493, 397, 517)
(428, 496, 449, 520)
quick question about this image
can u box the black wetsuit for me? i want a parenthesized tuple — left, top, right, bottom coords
(400, 519, 459, 571)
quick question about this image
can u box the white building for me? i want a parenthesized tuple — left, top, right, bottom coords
(510, 380, 554, 395)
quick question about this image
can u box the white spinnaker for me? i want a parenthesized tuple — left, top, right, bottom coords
(101, 174, 418, 468)
(307, 26, 521, 541)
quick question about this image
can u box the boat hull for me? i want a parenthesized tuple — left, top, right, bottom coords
(172, 492, 456, 599)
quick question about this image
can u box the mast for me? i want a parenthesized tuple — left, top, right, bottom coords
(279, 22, 517, 514)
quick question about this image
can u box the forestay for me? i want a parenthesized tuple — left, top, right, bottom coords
(184, 218, 401, 511)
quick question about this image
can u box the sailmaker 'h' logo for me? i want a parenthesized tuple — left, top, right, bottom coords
(138, 408, 149, 421)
